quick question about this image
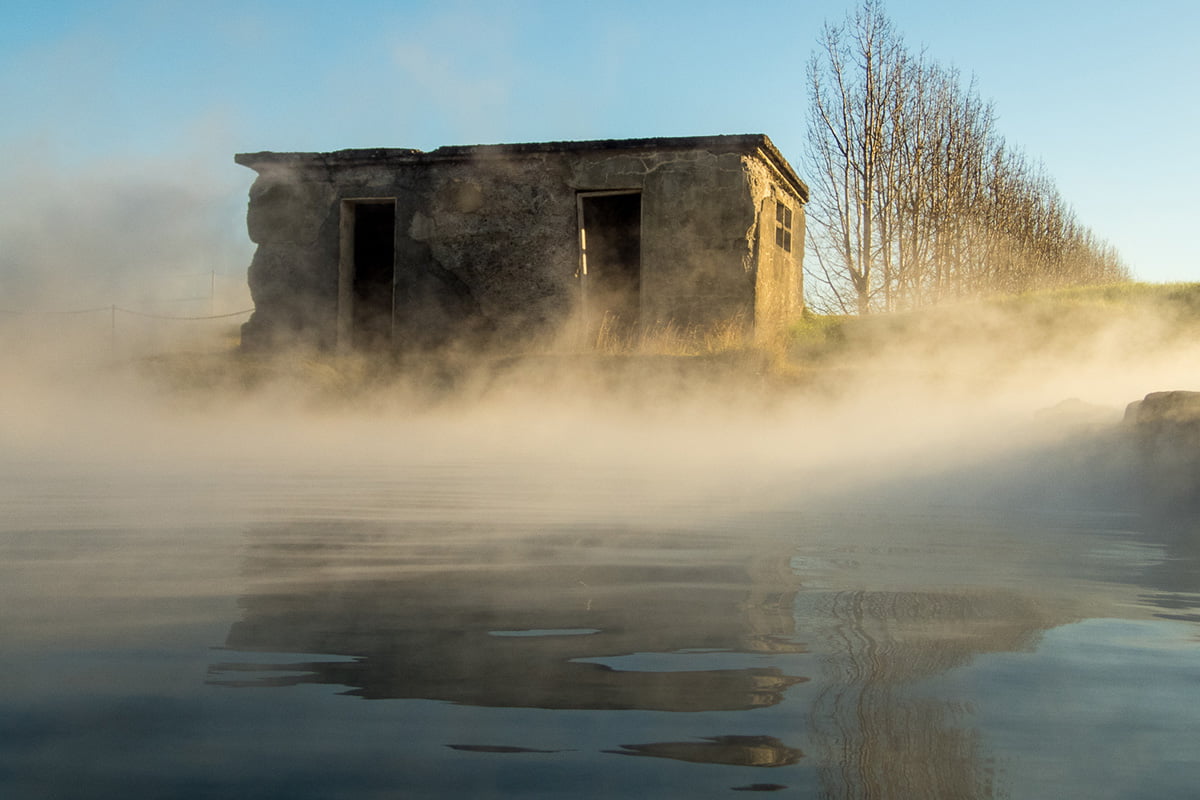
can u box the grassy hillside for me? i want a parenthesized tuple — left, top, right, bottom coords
(788, 282, 1200, 365)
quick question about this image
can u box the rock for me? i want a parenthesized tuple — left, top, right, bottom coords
(1125, 391, 1200, 507)
(1126, 390, 1200, 425)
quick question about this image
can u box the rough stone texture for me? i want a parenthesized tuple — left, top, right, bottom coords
(1125, 390, 1200, 506)
(235, 135, 808, 353)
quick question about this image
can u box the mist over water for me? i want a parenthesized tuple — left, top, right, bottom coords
(2, 299, 1199, 798)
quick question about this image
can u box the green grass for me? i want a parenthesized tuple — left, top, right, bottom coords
(787, 282, 1200, 364)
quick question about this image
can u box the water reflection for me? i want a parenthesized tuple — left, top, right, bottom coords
(7, 413, 1200, 797)
(800, 589, 1057, 800)
(210, 515, 1102, 797)
(606, 735, 803, 767)
(211, 521, 809, 711)
(1132, 513, 1200, 623)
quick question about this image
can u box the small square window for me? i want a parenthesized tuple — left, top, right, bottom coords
(774, 201, 793, 253)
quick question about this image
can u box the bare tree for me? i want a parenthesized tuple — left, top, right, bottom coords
(804, 1, 1128, 314)
(804, 0, 906, 314)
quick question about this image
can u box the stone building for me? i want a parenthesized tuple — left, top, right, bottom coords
(235, 134, 807, 353)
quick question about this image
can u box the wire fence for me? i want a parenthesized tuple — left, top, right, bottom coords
(0, 271, 253, 360)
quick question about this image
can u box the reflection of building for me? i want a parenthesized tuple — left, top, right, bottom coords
(235, 135, 807, 352)
(212, 518, 1082, 796)
(210, 522, 809, 712)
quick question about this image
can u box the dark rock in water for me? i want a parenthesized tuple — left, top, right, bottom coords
(605, 735, 802, 767)
(1124, 391, 1200, 507)
(446, 744, 567, 754)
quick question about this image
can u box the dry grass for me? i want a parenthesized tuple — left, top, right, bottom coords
(135, 282, 1200, 408)
(591, 312, 753, 357)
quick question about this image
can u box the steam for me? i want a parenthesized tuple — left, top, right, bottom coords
(0, 153, 250, 310)
(1, 149, 1195, 522)
(0, 150, 253, 372)
(3, 276, 1196, 532)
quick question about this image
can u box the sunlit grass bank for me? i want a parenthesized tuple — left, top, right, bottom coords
(788, 282, 1200, 364)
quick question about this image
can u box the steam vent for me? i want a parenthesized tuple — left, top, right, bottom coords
(235, 134, 808, 353)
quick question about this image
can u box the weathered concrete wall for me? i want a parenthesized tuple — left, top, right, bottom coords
(240, 154, 579, 351)
(745, 157, 805, 339)
(649, 152, 754, 327)
(240, 163, 342, 350)
(237, 136, 807, 354)
(413, 154, 579, 345)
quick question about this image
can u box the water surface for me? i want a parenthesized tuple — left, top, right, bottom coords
(2, 411, 1197, 799)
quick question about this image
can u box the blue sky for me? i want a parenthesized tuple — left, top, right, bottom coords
(2, 0, 1196, 304)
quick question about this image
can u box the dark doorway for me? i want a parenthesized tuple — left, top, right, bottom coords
(350, 202, 396, 349)
(579, 192, 641, 339)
